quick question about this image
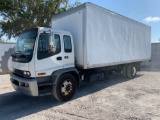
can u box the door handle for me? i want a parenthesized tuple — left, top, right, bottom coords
(64, 56, 69, 59)
(57, 57, 62, 60)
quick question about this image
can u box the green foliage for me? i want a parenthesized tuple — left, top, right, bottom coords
(0, 0, 81, 39)
(0, 39, 4, 42)
(66, 0, 81, 9)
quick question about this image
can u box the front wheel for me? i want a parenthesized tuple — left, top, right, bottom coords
(53, 74, 77, 101)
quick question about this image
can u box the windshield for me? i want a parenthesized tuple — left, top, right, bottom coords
(15, 29, 37, 56)
(12, 28, 38, 63)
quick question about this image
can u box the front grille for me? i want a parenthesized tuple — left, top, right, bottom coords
(14, 69, 24, 76)
(13, 69, 33, 79)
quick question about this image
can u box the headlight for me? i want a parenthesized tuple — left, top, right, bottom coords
(24, 71, 27, 75)
(26, 72, 30, 76)
(23, 71, 31, 77)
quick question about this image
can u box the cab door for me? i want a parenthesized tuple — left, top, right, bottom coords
(35, 31, 63, 76)
(62, 34, 74, 68)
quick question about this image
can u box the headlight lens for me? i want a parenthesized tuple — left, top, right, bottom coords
(26, 72, 30, 76)
(24, 71, 27, 75)
(23, 71, 31, 77)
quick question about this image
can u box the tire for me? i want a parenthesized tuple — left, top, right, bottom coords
(126, 64, 137, 79)
(122, 64, 128, 77)
(53, 74, 77, 101)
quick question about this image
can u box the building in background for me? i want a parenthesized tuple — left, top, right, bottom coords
(141, 42, 160, 70)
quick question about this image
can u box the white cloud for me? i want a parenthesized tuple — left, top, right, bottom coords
(144, 17, 160, 23)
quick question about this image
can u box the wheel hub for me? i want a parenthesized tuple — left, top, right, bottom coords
(61, 80, 73, 96)
(132, 67, 136, 76)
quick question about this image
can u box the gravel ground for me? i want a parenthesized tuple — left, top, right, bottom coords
(0, 71, 160, 120)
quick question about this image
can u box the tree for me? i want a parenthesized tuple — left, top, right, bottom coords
(0, 39, 4, 43)
(0, 0, 80, 39)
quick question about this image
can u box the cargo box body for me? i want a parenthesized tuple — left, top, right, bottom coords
(52, 2, 151, 69)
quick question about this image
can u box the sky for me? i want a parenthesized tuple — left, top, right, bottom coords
(71, 0, 160, 42)
(1, 0, 160, 42)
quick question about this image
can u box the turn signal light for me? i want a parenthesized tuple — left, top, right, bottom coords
(38, 72, 46, 76)
(25, 83, 29, 87)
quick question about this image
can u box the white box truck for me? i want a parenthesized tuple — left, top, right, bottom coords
(10, 2, 151, 101)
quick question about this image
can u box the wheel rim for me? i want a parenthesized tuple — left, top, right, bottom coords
(132, 67, 136, 76)
(61, 79, 73, 96)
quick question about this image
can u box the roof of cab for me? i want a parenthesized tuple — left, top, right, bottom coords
(38, 27, 72, 35)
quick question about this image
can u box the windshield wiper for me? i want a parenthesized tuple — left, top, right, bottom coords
(14, 51, 24, 56)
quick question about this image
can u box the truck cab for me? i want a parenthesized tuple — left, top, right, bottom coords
(10, 27, 79, 101)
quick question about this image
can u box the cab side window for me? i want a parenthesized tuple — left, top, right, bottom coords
(37, 33, 61, 60)
(63, 35, 72, 53)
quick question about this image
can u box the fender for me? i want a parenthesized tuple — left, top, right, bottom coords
(51, 67, 81, 86)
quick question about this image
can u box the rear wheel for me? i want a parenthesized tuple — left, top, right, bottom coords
(53, 74, 77, 101)
(127, 64, 137, 79)
(122, 64, 128, 77)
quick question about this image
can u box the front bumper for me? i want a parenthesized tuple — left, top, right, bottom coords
(10, 73, 38, 96)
